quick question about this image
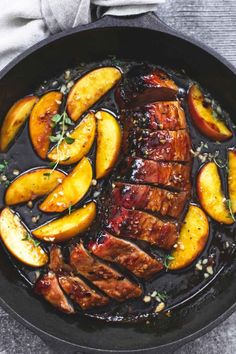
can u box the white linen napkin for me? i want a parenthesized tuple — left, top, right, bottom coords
(0, 0, 165, 70)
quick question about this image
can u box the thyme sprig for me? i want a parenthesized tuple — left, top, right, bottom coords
(0, 160, 8, 173)
(226, 199, 236, 222)
(156, 291, 168, 302)
(22, 232, 41, 247)
(48, 111, 74, 173)
(163, 254, 175, 269)
(50, 110, 74, 148)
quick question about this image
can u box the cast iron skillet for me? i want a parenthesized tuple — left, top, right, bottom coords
(0, 12, 236, 354)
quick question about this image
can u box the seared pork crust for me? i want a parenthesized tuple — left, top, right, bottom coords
(112, 182, 189, 218)
(70, 242, 142, 301)
(90, 232, 163, 279)
(106, 206, 178, 250)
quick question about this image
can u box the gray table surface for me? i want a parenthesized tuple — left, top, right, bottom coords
(1, 0, 236, 353)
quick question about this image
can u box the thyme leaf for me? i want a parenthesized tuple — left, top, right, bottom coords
(156, 291, 168, 302)
(52, 114, 62, 123)
(65, 136, 75, 144)
(226, 199, 236, 221)
(163, 254, 175, 269)
(22, 233, 41, 247)
(0, 160, 8, 173)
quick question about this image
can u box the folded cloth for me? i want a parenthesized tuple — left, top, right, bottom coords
(0, 0, 165, 70)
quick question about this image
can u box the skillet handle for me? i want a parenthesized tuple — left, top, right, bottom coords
(86, 12, 174, 34)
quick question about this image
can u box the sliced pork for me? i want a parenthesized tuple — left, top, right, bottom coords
(59, 275, 109, 310)
(70, 242, 142, 301)
(106, 206, 178, 249)
(90, 232, 163, 279)
(119, 157, 191, 191)
(49, 245, 72, 273)
(116, 65, 178, 108)
(112, 182, 189, 218)
(34, 272, 74, 314)
(49, 245, 109, 310)
(124, 129, 191, 162)
(121, 101, 186, 131)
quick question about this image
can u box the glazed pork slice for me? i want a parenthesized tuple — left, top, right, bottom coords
(116, 64, 178, 108)
(49, 245, 72, 273)
(106, 206, 178, 250)
(34, 272, 75, 314)
(90, 232, 163, 279)
(112, 182, 189, 218)
(49, 246, 109, 310)
(121, 101, 186, 131)
(59, 275, 109, 310)
(125, 129, 191, 162)
(119, 157, 191, 191)
(70, 242, 142, 301)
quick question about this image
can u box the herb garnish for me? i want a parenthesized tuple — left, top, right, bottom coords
(0, 160, 8, 173)
(48, 111, 75, 174)
(22, 233, 41, 247)
(156, 291, 168, 302)
(65, 137, 75, 144)
(4, 180, 10, 187)
(163, 254, 175, 269)
(213, 157, 227, 169)
(226, 199, 236, 221)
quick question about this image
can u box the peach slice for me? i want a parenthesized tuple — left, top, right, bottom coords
(228, 150, 236, 213)
(33, 202, 96, 242)
(29, 91, 62, 159)
(5, 168, 66, 205)
(67, 67, 122, 121)
(0, 96, 38, 152)
(95, 111, 122, 179)
(188, 84, 232, 141)
(0, 208, 48, 267)
(197, 161, 234, 224)
(169, 205, 209, 270)
(40, 157, 92, 213)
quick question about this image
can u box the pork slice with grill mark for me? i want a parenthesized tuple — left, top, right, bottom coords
(90, 232, 163, 279)
(70, 242, 142, 301)
(59, 275, 109, 310)
(121, 101, 186, 131)
(118, 157, 191, 192)
(34, 272, 75, 314)
(49, 245, 72, 273)
(124, 129, 191, 162)
(112, 182, 190, 218)
(116, 65, 178, 108)
(49, 245, 109, 310)
(106, 206, 178, 250)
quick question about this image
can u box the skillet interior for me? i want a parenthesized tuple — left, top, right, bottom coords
(0, 17, 236, 353)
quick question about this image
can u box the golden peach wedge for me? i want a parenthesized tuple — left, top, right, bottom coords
(5, 168, 66, 205)
(197, 161, 234, 224)
(188, 84, 232, 141)
(33, 202, 96, 242)
(29, 91, 62, 159)
(95, 110, 122, 179)
(0, 96, 38, 152)
(66, 67, 122, 121)
(40, 157, 92, 213)
(0, 208, 48, 267)
(169, 205, 209, 270)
